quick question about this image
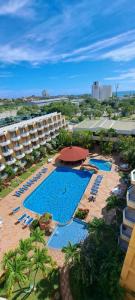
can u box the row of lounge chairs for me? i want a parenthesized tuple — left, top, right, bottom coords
(89, 175, 103, 201)
(10, 205, 34, 228)
(13, 167, 48, 197)
(16, 213, 34, 228)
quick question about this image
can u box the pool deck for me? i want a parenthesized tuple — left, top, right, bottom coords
(0, 152, 126, 270)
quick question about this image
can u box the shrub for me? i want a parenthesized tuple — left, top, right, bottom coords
(75, 208, 89, 220)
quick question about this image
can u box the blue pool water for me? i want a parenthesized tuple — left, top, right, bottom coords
(23, 167, 92, 223)
(89, 158, 112, 171)
(48, 218, 88, 249)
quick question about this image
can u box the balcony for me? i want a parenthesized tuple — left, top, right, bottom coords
(6, 158, 16, 166)
(44, 131, 50, 136)
(3, 149, 13, 156)
(123, 207, 135, 228)
(0, 164, 5, 172)
(31, 137, 39, 142)
(24, 148, 33, 154)
(119, 237, 128, 252)
(0, 140, 10, 147)
(40, 140, 46, 146)
(37, 126, 44, 131)
(16, 153, 25, 160)
(44, 124, 49, 129)
(19, 160, 27, 167)
(120, 224, 132, 242)
(14, 145, 23, 151)
(127, 186, 135, 209)
(13, 166, 18, 173)
(46, 137, 51, 142)
(131, 169, 135, 185)
(32, 144, 40, 149)
(21, 132, 29, 138)
(23, 140, 31, 146)
(11, 136, 21, 142)
(38, 133, 45, 139)
(29, 128, 37, 134)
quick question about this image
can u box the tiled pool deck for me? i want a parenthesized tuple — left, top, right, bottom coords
(0, 153, 126, 271)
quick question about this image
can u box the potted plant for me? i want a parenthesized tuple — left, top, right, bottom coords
(39, 213, 52, 230)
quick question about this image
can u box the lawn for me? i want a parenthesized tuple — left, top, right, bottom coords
(0, 269, 61, 300)
(0, 156, 54, 199)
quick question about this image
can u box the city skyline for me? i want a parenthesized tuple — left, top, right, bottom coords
(0, 0, 135, 97)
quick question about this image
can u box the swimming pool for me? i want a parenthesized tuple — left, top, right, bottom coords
(23, 167, 92, 223)
(48, 218, 88, 249)
(89, 158, 112, 171)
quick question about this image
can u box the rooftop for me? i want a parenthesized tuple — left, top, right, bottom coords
(0, 112, 61, 135)
(74, 118, 135, 135)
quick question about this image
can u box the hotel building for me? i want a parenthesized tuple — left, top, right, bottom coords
(0, 112, 67, 179)
(92, 81, 112, 100)
(120, 170, 135, 299)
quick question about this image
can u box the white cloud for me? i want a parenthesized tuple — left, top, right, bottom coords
(0, 0, 34, 17)
(105, 68, 135, 81)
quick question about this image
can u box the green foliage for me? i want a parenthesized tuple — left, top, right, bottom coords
(75, 208, 89, 219)
(4, 165, 15, 179)
(67, 218, 125, 300)
(117, 136, 135, 168)
(1, 228, 55, 298)
(106, 195, 126, 211)
(41, 101, 79, 118)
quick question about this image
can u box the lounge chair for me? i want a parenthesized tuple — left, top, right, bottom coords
(23, 217, 34, 228)
(23, 215, 30, 225)
(17, 213, 27, 223)
(12, 206, 20, 214)
(13, 191, 21, 197)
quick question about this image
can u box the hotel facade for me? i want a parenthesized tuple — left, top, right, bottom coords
(0, 112, 67, 179)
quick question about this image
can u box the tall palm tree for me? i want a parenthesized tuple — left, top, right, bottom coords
(31, 227, 45, 246)
(4, 255, 29, 298)
(62, 242, 80, 265)
(32, 248, 53, 288)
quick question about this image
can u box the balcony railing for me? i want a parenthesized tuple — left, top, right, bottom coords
(0, 140, 10, 147)
(0, 164, 5, 172)
(123, 207, 135, 228)
(40, 140, 46, 145)
(31, 137, 39, 142)
(6, 158, 16, 166)
(3, 149, 13, 156)
(38, 133, 45, 139)
(24, 148, 33, 154)
(32, 144, 40, 149)
(14, 145, 23, 151)
(23, 140, 31, 146)
(16, 153, 25, 160)
(29, 128, 37, 134)
(131, 169, 135, 185)
(37, 126, 44, 131)
(11, 136, 21, 142)
(21, 132, 29, 138)
(127, 186, 135, 209)
(120, 224, 132, 242)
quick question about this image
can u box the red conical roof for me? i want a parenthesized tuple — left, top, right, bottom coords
(58, 146, 89, 162)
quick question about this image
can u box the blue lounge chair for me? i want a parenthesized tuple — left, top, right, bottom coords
(23, 215, 30, 224)
(23, 217, 33, 227)
(12, 206, 20, 214)
(17, 213, 27, 223)
(22, 185, 28, 190)
(13, 191, 21, 197)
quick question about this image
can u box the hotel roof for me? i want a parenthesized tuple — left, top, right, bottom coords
(74, 118, 135, 136)
(0, 112, 61, 135)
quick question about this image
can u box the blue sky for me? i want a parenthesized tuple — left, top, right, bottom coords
(0, 0, 135, 97)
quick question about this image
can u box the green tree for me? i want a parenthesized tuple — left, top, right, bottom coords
(62, 242, 80, 265)
(31, 227, 45, 245)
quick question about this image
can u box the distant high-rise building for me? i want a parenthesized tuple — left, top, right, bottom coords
(92, 81, 112, 100)
(42, 89, 49, 98)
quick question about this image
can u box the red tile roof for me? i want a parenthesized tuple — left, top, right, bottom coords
(58, 146, 89, 162)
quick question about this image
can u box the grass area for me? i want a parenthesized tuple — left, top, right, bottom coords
(0, 269, 61, 300)
(0, 155, 54, 199)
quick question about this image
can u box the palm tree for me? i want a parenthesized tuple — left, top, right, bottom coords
(31, 227, 45, 246)
(3, 249, 18, 271)
(32, 248, 53, 289)
(4, 255, 29, 298)
(19, 238, 33, 259)
(62, 242, 80, 265)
